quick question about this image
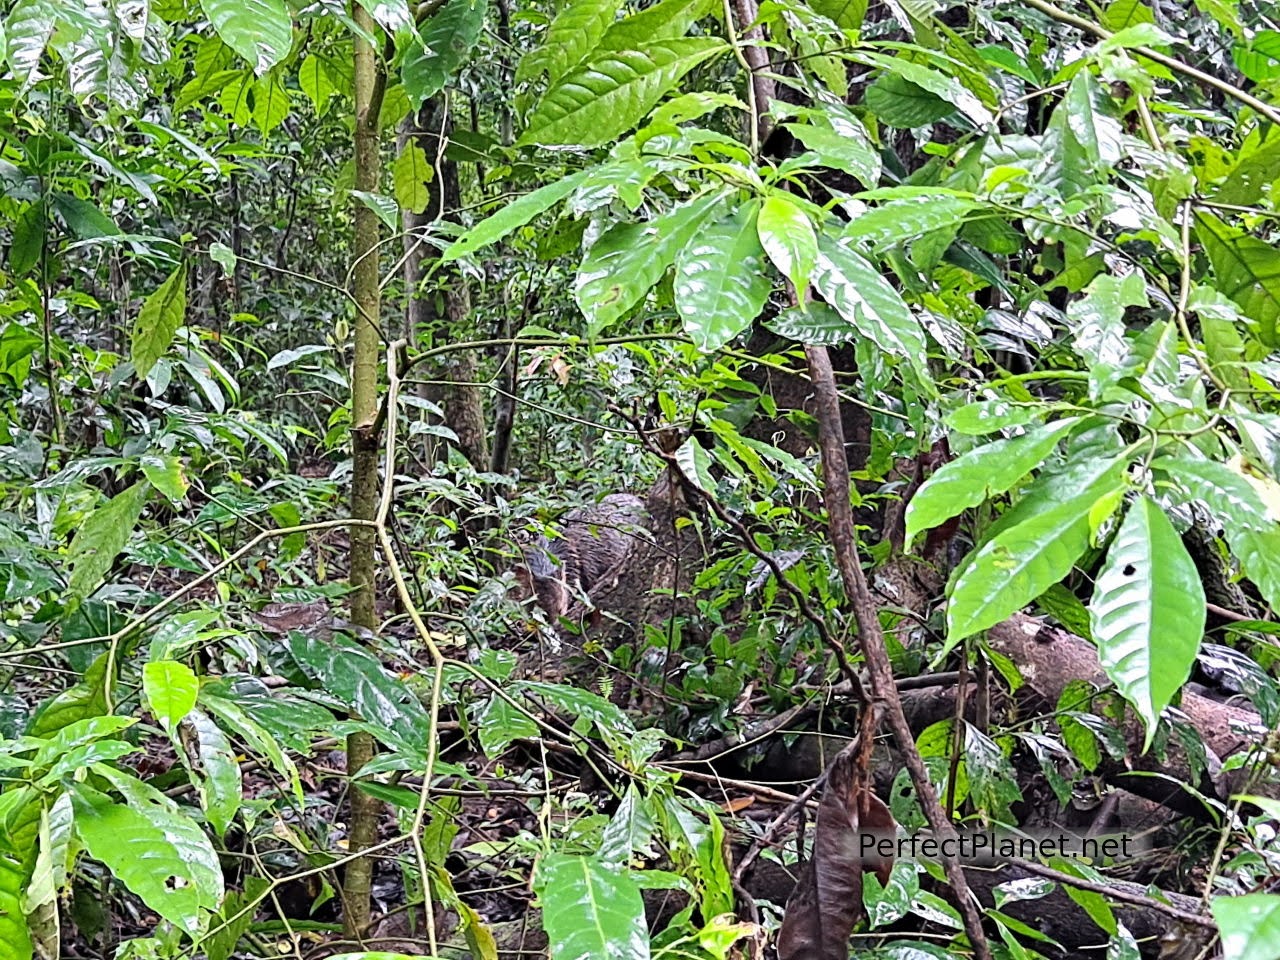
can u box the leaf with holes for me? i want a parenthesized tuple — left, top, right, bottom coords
(70, 783, 222, 936)
(1089, 497, 1204, 749)
(535, 854, 649, 960)
(518, 39, 726, 147)
(198, 0, 292, 73)
(675, 201, 771, 352)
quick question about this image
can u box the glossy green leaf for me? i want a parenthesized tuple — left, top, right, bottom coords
(9, 203, 43, 277)
(352, 190, 399, 231)
(198, 0, 292, 74)
(131, 263, 187, 379)
(253, 74, 290, 136)
(71, 782, 222, 936)
(812, 232, 933, 389)
(905, 419, 1079, 550)
(176, 708, 243, 837)
(200, 690, 304, 805)
(142, 660, 198, 735)
(598, 0, 712, 50)
(517, 0, 622, 84)
(298, 53, 338, 113)
(575, 191, 725, 335)
(1090, 497, 1204, 749)
(843, 193, 977, 251)
(474, 693, 538, 757)
(356, 0, 414, 35)
(1196, 211, 1280, 345)
(757, 194, 817, 297)
(1213, 894, 1280, 960)
(809, 0, 868, 32)
(535, 854, 649, 960)
(518, 39, 726, 148)
(402, 0, 487, 106)
(139, 453, 189, 502)
(784, 118, 879, 184)
(946, 399, 1045, 435)
(1155, 456, 1280, 611)
(0, 849, 33, 960)
(5, 0, 57, 85)
(443, 170, 588, 263)
(675, 202, 771, 352)
(865, 72, 953, 127)
(1101, 0, 1155, 29)
(948, 469, 1127, 642)
(393, 141, 434, 215)
(66, 481, 150, 608)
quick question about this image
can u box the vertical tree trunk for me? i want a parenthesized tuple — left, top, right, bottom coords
(344, 4, 385, 941)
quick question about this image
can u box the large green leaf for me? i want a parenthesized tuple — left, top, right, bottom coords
(1155, 455, 1280, 611)
(757, 194, 817, 297)
(597, 0, 712, 50)
(131, 263, 187, 379)
(5, 0, 57, 85)
(200, 690, 303, 804)
(575, 191, 725, 335)
(142, 660, 198, 735)
(176, 708, 242, 838)
(535, 854, 648, 960)
(443, 170, 588, 263)
(675, 201, 771, 352)
(905, 419, 1080, 550)
(856, 51, 992, 127)
(517, 0, 622, 84)
(518, 39, 727, 147)
(1196, 211, 1280, 346)
(71, 783, 222, 936)
(66, 481, 150, 608)
(401, 0, 486, 106)
(0, 849, 33, 960)
(811, 232, 933, 390)
(1214, 894, 1280, 960)
(197, 0, 292, 74)
(843, 193, 977, 251)
(785, 117, 879, 185)
(393, 140, 433, 215)
(1089, 497, 1204, 748)
(947, 466, 1128, 642)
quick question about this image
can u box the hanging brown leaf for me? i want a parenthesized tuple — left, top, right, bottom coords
(776, 744, 897, 960)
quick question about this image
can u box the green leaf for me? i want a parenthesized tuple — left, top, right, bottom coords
(443, 170, 589, 263)
(1101, 0, 1154, 29)
(518, 39, 727, 148)
(757, 194, 817, 297)
(206, 876, 269, 960)
(675, 201, 771, 352)
(24, 805, 59, 960)
(140, 453, 190, 502)
(517, 0, 622, 84)
(402, 0, 487, 106)
(131, 263, 187, 379)
(947, 466, 1128, 642)
(252, 74, 291, 136)
(197, 0, 292, 74)
(66, 481, 150, 608)
(200, 691, 304, 805)
(176, 708, 243, 838)
(1155, 456, 1280, 612)
(575, 191, 725, 335)
(9, 203, 43, 277)
(52, 193, 121, 240)
(812, 232, 933, 390)
(1196, 211, 1280, 346)
(905, 419, 1080, 550)
(946, 399, 1044, 436)
(393, 141, 434, 215)
(534, 854, 649, 960)
(598, 0, 712, 50)
(763, 301, 855, 346)
(1089, 497, 1204, 749)
(352, 190, 399, 231)
(1213, 894, 1280, 960)
(809, 0, 868, 32)
(142, 661, 199, 735)
(356, 0, 414, 35)
(5, 0, 57, 85)
(843, 193, 978, 251)
(71, 782, 223, 936)
(784, 118, 879, 185)
(865, 72, 953, 126)
(0, 849, 34, 960)
(298, 53, 338, 113)
(474, 693, 539, 757)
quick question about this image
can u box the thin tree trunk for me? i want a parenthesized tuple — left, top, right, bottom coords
(344, 4, 386, 940)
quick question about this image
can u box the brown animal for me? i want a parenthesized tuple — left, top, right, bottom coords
(515, 493, 646, 619)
